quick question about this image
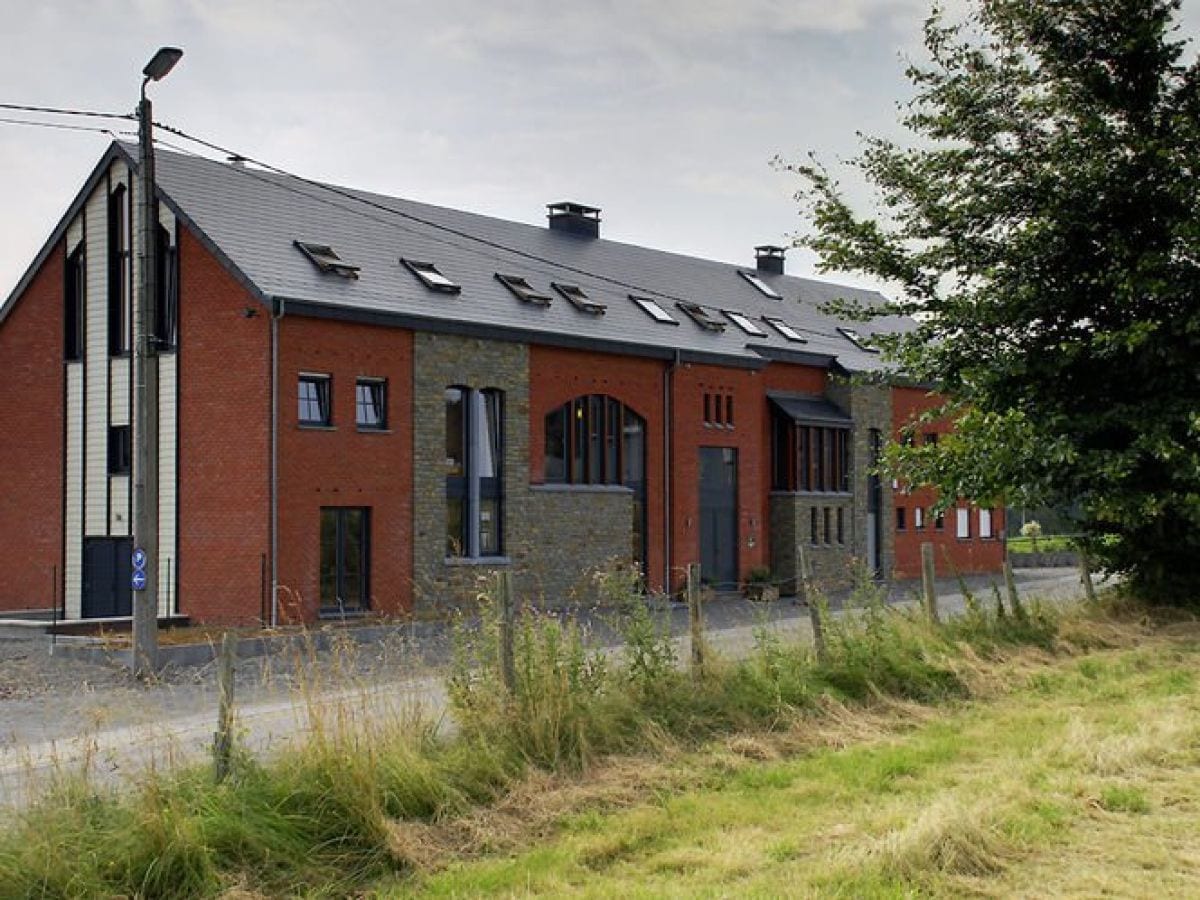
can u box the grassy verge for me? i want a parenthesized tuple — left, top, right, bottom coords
(386, 611, 1200, 897)
(0, 574, 1143, 898)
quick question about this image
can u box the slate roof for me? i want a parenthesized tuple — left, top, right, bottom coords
(6, 142, 915, 372)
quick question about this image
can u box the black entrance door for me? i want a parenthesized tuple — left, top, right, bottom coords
(699, 447, 738, 588)
(82, 537, 133, 618)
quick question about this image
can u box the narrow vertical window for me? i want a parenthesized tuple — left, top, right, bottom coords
(979, 508, 993, 539)
(914, 506, 925, 530)
(65, 245, 84, 361)
(355, 379, 387, 430)
(544, 406, 566, 482)
(107, 185, 130, 356)
(155, 224, 178, 350)
(320, 507, 369, 612)
(446, 386, 505, 558)
(837, 507, 845, 545)
(725, 395, 734, 429)
(956, 507, 971, 539)
(896, 506, 907, 531)
(823, 507, 832, 544)
(810, 507, 819, 545)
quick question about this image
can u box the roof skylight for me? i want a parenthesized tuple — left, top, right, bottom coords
(763, 316, 807, 343)
(553, 282, 606, 315)
(723, 310, 768, 337)
(837, 326, 880, 353)
(496, 273, 552, 306)
(738, 269, 781, 300)
(294, 241, 360, 279)
(401, 258, 461, 294)
(677, 302, 726, 333)
(630, 295, 678, 325)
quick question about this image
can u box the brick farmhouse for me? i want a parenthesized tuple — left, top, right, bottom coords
(0, 143, 1004, 624)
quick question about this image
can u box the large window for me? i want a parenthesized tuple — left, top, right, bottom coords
(770, 413, 851, 493)
(446, 387, 504, 557)
(320, 507, 369, 612)
(544, 394, 647, 565)
(107, 185, 130, 356)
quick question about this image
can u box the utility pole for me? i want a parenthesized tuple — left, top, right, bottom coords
(132, 47, 182, 677)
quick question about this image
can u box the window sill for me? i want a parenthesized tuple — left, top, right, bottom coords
(318, 607, 370, 620)
(298, 424, 336, 431)
(444, 555, 512, 567)
(356, 427, 393, 435)
(531, 483, 633, 495)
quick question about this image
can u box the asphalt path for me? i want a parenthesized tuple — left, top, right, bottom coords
(0, 568, 1091, 809)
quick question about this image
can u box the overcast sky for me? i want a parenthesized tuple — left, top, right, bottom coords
(2, 0, 1197, 300)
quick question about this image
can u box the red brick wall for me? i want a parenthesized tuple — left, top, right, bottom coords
(177, 230, 271, 624)
(0, 244, 65, 611)
(528, 345, 667, 589)
(891, 386, 1005, 578)
(276, 316, 413, 621)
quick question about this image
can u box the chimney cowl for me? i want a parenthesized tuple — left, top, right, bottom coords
(548, 201, 601, 239)
(755, 244, 786, 275)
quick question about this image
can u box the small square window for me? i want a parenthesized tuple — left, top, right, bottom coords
(763, 316, 807, 343)
(299, 374, 332, 426)
(294, 241, 360, 278)
(631, 295, 678, 324)
(496, 273, 552, 306)
(356, 379, 387, 430)
(402, 258, 461, 294)
(676, 301, 726, 332)
(723, 310, 768, 337)
(552, 282, 606, 314)
(738, 270, 782, 299)
(107, 425, 131, 475)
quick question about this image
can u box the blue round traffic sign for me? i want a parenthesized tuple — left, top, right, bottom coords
(132, 570, 148, 591)
(132, 548, 147, 569)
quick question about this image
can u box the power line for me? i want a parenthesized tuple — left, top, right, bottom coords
(151, 120, 705, 304)
(0, 102, 134, 121)
(0, 116, 132, 137)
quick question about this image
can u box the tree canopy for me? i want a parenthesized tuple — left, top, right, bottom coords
(788, 0, 1200, 601)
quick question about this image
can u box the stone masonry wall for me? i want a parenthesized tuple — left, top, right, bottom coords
(770, 494, 856, 592)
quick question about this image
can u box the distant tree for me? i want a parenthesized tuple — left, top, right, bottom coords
(786, 0, 1200, 602)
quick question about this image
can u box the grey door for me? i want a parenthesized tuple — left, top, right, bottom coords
(81, 537, 133, 619)
(699, 447, 738, 588)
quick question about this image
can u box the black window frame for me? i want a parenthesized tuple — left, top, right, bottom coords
(769, 409, 851, 494)
(107, 184, 131, 357)
(298, 373, 332, 427)
(552, 282, 606, 315)
(155, 222, 179, 351)
(630, 294, 678, 325)
(65, 244, 85, 361)
(722, 309, 768, 337)
(295, 240, 360, 278)
(402, 258, 461, 294)
(496, 273, 552, 306)
(355, 378, 388, 431)
(107, 424, 131, 476)
(319, 506, 370, 613)
(763, 315, 807, 343)
(446, 386, 505, 558)
(676, 301, 726, 333)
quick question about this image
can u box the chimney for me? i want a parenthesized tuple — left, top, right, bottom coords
(755, 245, 786, 275)
(547, 201, 601, 239)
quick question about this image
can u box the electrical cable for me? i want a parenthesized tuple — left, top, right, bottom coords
(0, 102, 135, 121)
(0, 116, 133, 137)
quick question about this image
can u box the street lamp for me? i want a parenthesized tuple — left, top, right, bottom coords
(132, 46, 182, 677)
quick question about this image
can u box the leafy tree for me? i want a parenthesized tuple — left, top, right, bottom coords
(786, 0, 1200, 602)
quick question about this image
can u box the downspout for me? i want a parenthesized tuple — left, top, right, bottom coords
(269, 297, 284, 627)
(663, 349, 681, 593)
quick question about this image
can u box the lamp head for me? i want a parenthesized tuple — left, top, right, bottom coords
(142, 47, 183, 81)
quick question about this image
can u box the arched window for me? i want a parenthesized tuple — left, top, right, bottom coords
(446, 386, 504, 558)
(545, 395, 646, 564)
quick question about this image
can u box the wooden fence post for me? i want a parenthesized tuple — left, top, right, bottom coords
(797, 543, 827, 663)
(214, 631, 237, 783)
(1079, 548, 1098, 604)
(687, 563, 706, 679)
(921, 542, 940, 624)
(497, 569, 517, 694)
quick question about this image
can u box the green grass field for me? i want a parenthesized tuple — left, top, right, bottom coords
(381, 618, 1200, 898)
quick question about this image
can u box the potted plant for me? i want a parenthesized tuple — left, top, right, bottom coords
(744, 566, 779, 603)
